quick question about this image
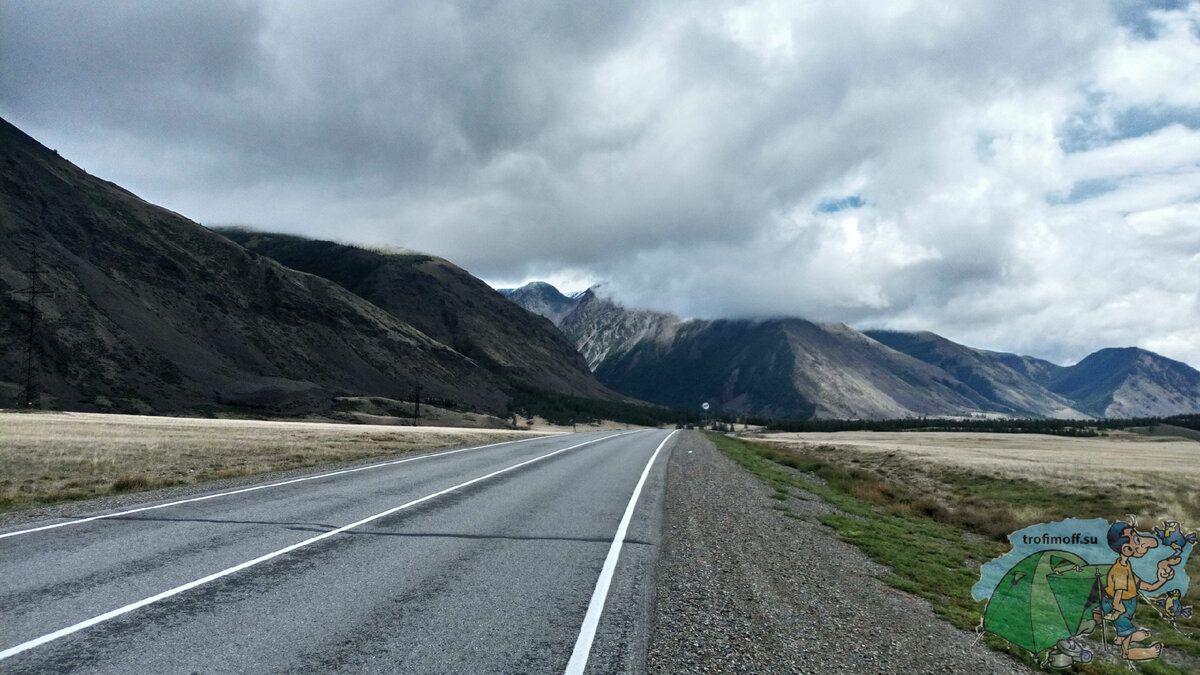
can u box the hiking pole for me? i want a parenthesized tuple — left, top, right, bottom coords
(1097, 575, 1109, 654)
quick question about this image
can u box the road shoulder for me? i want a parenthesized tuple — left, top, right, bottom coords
(647, 431, 1030, 673)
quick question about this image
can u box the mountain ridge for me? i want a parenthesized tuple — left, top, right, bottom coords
(7, 111, 1195, 423)
(0, 118, 606, 416)
(863, 330, 1085, 418)
(218, 229, 615, 401)
(504, 281, 1200, 420)
(1043, 347, 1200, 418)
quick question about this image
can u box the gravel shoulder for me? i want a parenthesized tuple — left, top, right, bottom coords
(647, 431, 1031, 674)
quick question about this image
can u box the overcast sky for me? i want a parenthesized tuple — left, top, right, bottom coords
(3, 1, 1199, 368)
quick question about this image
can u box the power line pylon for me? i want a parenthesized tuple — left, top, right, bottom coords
(12, 200, 53, 409)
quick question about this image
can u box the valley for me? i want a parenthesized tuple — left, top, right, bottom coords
(2, 114, 1199, 674)
(4, 115, 1199, 425)
(6, 3, 1200, 671)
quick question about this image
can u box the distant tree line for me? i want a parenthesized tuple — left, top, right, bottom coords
(506, 385, 701, 427)
(760, 414, 1200, 436)
(501, 385, 1200, 436)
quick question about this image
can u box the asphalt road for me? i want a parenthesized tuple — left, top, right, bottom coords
(1, 429, 678, 674)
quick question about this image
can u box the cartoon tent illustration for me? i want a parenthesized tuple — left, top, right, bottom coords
(982, 550, 1110, 654)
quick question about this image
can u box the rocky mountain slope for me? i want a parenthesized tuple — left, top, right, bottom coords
(504, 282, 1200, 420)
(499, 285, 680, 370)
(559, 289, 681, 369)
(0, 118, 603, 416)
(876, 335, 1200, 418)
(498, 281, 581, 326)
(864, 330, 1084, 418)
(595, 317, 1008, 419)
(217, 230, 612, 400)
(1041, 347, 1200, 418)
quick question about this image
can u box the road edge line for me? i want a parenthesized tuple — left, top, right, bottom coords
(564, 429, 677, 675)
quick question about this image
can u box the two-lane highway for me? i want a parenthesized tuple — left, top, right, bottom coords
(1, 429, 679, 673)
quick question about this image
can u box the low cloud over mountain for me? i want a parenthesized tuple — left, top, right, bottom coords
(505, 283, 1200, 420)
(0, 119, 611, 416)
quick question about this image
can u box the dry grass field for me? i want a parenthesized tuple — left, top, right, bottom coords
(0, 411, 553, 511)
(754, 430, 1200, 524)
(720, 430, 1200, 672)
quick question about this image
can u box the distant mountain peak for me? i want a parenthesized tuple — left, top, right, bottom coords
(499, 281, 579, 325)
(505, 285, 1200, 420)
(1046, 346, 1200, 417)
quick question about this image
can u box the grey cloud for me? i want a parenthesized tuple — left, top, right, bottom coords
(2, 0, 1198, 368)
(1, 1, 264, 126)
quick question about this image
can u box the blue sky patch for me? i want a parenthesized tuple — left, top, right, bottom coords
(814, 195, 865, 214)
(1113, 105, 1200, 139)
(1048, 178, 1123, 205)
(1110, 0, 1193, 39)
(1059, 102, 1200, 154)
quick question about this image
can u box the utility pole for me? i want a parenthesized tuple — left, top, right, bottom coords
(412, 380, 421, 425)
(13, 200, 53, 409)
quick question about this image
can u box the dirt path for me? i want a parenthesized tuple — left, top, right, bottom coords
(647, 431, 1030, 674)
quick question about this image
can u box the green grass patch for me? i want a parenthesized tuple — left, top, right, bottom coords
(706, 432, 1200, 674)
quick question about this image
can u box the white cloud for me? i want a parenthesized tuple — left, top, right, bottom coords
(1064, 124, 1200, 182)
(1095, 3, 1200, 109)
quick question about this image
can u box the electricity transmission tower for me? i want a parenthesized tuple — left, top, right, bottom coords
(12, 200, 53, 409)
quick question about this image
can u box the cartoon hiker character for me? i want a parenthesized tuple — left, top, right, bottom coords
(1102, 522, 1182, 661)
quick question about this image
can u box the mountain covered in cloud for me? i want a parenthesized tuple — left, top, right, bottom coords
(0, 118, 611, 416)
(503, 282, 1200, 420)
(498, 281, 583, 326)
(5, 109, 1194, 423)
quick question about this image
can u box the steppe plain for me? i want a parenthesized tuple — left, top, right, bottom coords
(0, 411, 559, 513)
(755, 430, 1200, 522)
(4, 413, 1199, 671)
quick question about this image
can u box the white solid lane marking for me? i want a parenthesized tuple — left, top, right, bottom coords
(0, 432, 634, 661)
(0, 434, 555, 540)
(564, 429, 677, 675)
